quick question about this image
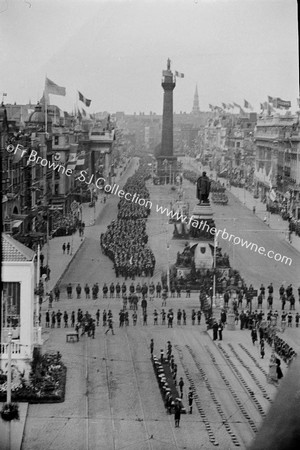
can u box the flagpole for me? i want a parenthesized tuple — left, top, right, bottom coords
(45, 91, 47, 133)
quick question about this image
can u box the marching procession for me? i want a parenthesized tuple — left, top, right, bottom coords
(100, 165, 156, 278)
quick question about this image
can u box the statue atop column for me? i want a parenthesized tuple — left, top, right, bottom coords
(196, 171, 211, 204)
(167, 58, 171, 70)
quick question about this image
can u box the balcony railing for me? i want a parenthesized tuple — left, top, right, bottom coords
(0, 341, 22, 356)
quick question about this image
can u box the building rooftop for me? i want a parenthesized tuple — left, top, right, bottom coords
(2, 233, 35, 262)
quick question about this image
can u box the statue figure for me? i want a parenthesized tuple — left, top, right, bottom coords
(196, 171, 211, 204)
(167, 58, 171, 70)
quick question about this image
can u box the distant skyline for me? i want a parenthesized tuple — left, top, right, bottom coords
(0, 0, 299, 114)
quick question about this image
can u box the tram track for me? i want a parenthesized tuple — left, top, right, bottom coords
(103, 335, 117, 450)
(217, 343, 267, 418)
(174, 345, 220, 447)
(227, 343, 272, 403)
(123, 329, 176, 450)
(185, 344, 242, 447)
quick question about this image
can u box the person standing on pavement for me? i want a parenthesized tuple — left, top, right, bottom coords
(67, 283, 72, 299)
(174, 399, 182, 428)
(178, 377, 184, 399)
(156, 282, 161, 298)
(63, 311, 68, 327)
(62, 243, 66, 254)
(71, 311, 75, 327)
(141, 297, 147, 314)
(188, 387, 194, 414)
(110, 282, 115, 298)
(281, 293, 286, 311)
(103, 283, 108, 299)
(143, 311, 147, 325)
(67, 242, 70, 254)
(212, 321, 218, 340)
(76, 283, 82, 299)
(218, 321, 223, 341)
(191, 309, 196, 325)
(54, 285, 60, 302)
(115, 282, 121, 298)
(132, 311, 137, 326)
(45, 311, 50, 328)
(102, 310, 107, 326)
(51, 311, 56, 328)
(96, 309, 100, 326)
(150, 338, 154, 357)
(105, 317, 114, 335)
(167, 310, 173, 328)
(84, 283, 90, 299)
(251, 328, 258, 345)
(260, 339, 265, 358)
(260, 284, 265, 301)
(162, 288, 167, 307)
(197, 310, 202, 325)
(56, 310, 62, 328)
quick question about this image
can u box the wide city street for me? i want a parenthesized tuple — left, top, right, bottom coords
(21, 158, 300, 450)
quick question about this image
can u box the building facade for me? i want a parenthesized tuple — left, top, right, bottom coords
(1, 234, 40, 376)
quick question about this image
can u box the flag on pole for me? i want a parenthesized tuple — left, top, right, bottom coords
(45, 78, 66, 96)
(75, 151, 85, 167)
(175, 71, 184, 78)
(273, 98, 291, 109)
(78, 91, 91, 107)
(66, 152, 77, 171)
(268, 95, 275, 104)
(244, 99, 253, 110)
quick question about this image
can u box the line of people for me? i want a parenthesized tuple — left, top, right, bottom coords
(43, 307, 204, 330)
(100, 166, 155, 279)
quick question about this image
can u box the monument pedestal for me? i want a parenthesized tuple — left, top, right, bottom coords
(227, 311, 236, 330)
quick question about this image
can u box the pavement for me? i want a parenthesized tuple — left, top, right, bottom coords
(0, 403, 28, 450)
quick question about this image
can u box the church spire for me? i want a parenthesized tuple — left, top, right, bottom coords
(192, 84, 200, 115)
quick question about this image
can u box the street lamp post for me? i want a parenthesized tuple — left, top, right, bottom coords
(35, 244, 41, 329)
(212, 235, 217, 310)
(7, 331, 12, 405)
(166, 241, 170, 291)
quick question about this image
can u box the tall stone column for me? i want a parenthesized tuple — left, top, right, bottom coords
(157, 58, 177, 182)
(161, 71, 175, 157)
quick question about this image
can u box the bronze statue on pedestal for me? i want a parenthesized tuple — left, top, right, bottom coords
(196, 171, 211, 204)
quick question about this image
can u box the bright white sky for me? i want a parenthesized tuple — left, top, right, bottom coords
(0, 0, 298, 114)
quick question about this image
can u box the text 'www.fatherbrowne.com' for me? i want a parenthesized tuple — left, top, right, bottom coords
(155, 204, 292, 266)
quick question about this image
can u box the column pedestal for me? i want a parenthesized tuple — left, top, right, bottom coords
(227, 311, 236, 330)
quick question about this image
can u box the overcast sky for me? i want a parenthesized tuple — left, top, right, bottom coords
(0, 0, 298, 114)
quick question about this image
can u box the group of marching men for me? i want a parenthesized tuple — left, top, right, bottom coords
(100, 166, 156, 279)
